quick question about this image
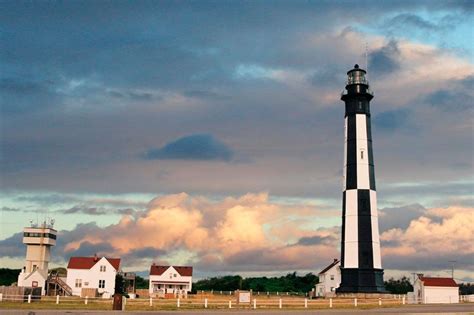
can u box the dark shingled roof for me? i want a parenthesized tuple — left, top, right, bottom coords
(150, 265, 193, 277)
(318, 259, 340, 275)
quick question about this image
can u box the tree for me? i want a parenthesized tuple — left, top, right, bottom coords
(384, 276, 413, 294)
(135, 275, 148, 289)
(194, 273, 318, 293)
(460, 283, 474, 295)
(0, 268, 21, 286)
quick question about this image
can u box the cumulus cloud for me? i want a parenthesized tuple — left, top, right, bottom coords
(381, 206, 474, 271)
(0, 192, 337, 272)
(144, 134, 234, 161)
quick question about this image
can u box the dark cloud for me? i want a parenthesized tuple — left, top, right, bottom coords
(58, 205, 136, 216)
(0, 78, 60, 114)
(373, 108, 411, 131)
(297, 235, 338, 246)
(368, 40, 400, 76)
(379, 204, 426, 232)
(0, 232, 24, 257)
(425, 76, 473, 111)
(1, 206, 20, 212)
(108, 90, 156, 101)
(144, 134, 234, 161)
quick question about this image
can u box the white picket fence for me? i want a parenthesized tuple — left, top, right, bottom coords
(0, 293, 471, 310)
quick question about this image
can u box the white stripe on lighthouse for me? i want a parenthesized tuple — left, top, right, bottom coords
(356, 114, 370, 189)
(344, 189, 358, 268)
(370, 190, 381, 268)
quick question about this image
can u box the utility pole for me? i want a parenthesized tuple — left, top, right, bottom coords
(448, 261, 456, 279)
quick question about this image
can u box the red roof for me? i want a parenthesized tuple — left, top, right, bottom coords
(150, 265, 193, 277)
(67, 256, 120, 270)
(318, 259, 340, 275)
(419, 277, 458, 287)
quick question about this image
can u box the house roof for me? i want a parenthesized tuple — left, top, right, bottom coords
(419, 277, 458, 287)
(150, 265, 193, 277)
(67, 256, 121, 270)
(318, 259, 340, 275)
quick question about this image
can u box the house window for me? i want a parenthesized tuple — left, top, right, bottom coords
(99, 280, 105, 288)
(174, 274, 177, 277)
(100, 265, 106, 272)
(75, 279, 82, 288)
(330, 275, 335, 280)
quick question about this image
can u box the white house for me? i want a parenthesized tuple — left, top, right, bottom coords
(66, 255, 120, 297)
(149, 265, 193, 298)
(413, 275, 459, 304)
(315, 259, 341, 297)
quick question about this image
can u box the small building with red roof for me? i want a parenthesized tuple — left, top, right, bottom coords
(66, 254, 121, 297)
(149, 264, 193, 298)
(413, 274, 459, 304)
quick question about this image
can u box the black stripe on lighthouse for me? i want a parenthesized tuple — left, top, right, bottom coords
(366, 116, 376, 191)
(341, 191, 346, 266)
(357, 189, 374, 269)
(346, 114, 357, 189)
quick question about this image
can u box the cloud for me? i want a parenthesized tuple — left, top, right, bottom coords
(368, 40, 401, 76)
(60, 205, 136, 216)
(144, 134, 234, 161)
(373, 108, 411, 131)
(424, 75, 474, 112)
(378, 204, 426, 232)
(381, 206, 474, 271)
(30, 192, 336, 272)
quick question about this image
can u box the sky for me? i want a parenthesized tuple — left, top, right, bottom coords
(0, 0, 473, 282)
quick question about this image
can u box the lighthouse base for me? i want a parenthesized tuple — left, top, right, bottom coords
(336, 268, 387, 293)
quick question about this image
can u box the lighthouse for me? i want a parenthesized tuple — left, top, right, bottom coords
(337, 65, 386, 293)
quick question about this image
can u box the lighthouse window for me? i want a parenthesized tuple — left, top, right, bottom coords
(361, 150, 364, 160)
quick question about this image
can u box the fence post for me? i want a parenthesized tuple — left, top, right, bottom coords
(122, 296, 126, 311)
(204, 298, 208, 308)
(0, 293, 3, 302)
(329, 298, 332, 308)
(85, 296, 88, 305)
(149, 297, 153, 306)
(279, 298, 282, 309)
(402, 296, 405, 305)
(354, 298, 357, 307)
(177, 298, 180, 308)
(304, 298, 308, 308)
(277, 291, 279, 296)
(379, 298, 382, 306)
(253, 298, 256, 309)
(229, 300, 232, 309)
(56, 295, 59, 304)
(28, 294, 31, 303)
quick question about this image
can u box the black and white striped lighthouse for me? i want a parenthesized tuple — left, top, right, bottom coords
(337, 64, 386, 293)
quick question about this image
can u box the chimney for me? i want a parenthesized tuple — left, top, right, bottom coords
(94, 253, 98, 262)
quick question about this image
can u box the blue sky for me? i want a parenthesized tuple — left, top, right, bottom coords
(1, 0, 473, 281)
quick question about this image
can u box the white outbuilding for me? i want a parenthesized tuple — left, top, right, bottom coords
(315, 259, 341, 297)
(149, 264, 193, 298)
(66, 255, 120, 297)
(413, 275, 459, 304)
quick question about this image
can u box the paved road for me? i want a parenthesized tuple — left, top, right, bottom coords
(1, 304, 473, 315)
